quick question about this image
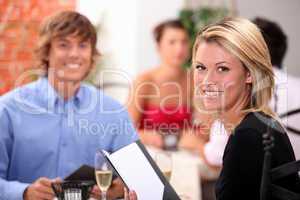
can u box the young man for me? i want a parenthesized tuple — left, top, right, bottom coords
(0, 11, 138, 200)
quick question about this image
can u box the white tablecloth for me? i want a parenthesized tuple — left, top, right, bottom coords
(147, 147, 205, 200)
(66, 147, 219, 200)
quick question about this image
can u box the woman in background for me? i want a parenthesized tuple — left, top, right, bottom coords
(192, 17, 300, 199)
(178, 112, 228, 169)
(127, 19, 192, 149)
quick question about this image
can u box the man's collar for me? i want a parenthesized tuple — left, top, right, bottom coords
(38, 77, 85, 108)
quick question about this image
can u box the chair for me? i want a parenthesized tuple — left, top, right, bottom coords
(279, 108, 300, 135)
(260, 123, 300, 200)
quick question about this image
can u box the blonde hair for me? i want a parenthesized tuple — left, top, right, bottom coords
(35, 11, 100, 74)
(192, 17, 275, 117)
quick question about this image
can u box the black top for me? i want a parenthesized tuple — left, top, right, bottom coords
(215, 112, 300, 200)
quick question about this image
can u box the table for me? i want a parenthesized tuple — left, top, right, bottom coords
(146, 146, 220, 200)
(67, 147, 220, 200)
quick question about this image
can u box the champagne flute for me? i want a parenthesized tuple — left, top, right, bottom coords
(95, 150, 113, 200)
(155, 152, 173, 181)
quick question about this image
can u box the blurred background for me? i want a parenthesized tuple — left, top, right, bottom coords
(1, 0, 300, 99)
(1, 1, 300, 200)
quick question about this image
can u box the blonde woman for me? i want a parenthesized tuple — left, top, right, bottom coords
(192, 17, 300, 199)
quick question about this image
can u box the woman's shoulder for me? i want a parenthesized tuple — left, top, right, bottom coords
(234, 113, 297, 167)
(232, 112, 289, 147)
(134, 67, 159, 83)
(236, 112, 285, 134)
(227, 112, 284, 156)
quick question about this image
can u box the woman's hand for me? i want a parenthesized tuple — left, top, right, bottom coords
(139, 129, 164, 149)
(178, 128, 207, 152)
(124, 187, 138, 200)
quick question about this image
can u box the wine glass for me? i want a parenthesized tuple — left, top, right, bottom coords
(95, 150, 113, 200)
(155, 152, 173, 181)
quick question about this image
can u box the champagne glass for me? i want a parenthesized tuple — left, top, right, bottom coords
(95, 150, 113, 200)
(155, 152, 173, 181)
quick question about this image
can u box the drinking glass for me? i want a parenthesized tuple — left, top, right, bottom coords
(155, 152, 173, 181)
(95, 150, 113, 200)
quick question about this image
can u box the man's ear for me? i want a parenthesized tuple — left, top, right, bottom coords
(156, 43, 162, 52)
(245, 71, 252, 83)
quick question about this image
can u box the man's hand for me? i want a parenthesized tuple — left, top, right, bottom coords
(23, 177, 61, 200)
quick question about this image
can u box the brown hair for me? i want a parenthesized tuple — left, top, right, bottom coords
(252, 17, 287, 69)
(35, 10, 100, 74)
(153, 19, 187, 43)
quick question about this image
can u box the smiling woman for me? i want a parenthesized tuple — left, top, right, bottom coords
(192, 17, 300, 199)
(193, 41, 252, 114)
(193, 17, 274, 118)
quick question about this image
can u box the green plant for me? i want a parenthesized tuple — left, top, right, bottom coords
(179, 6, 229, 67)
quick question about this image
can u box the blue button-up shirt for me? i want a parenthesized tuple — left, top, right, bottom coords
(0, 77, 138, 200)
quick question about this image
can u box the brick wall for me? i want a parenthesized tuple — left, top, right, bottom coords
(0, 0, 75, 95)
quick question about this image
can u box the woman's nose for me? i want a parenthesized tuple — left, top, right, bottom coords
(203, 70, 217, 85)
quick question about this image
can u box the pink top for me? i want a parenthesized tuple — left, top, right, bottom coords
(139, 104, 192, 132)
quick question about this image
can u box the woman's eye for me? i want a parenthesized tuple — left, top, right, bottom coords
(217, 66, 229, 72)
(195, 65, 206, 71)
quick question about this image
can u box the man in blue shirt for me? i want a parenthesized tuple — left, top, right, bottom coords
(0, 11, 138, 200)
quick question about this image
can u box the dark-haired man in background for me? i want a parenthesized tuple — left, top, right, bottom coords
(253, 17, 300, 160)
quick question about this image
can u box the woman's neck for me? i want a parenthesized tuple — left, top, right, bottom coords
(159, 61, 184, 78)
(220, 111, 247, 133)
(219, 91, 251, 133)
